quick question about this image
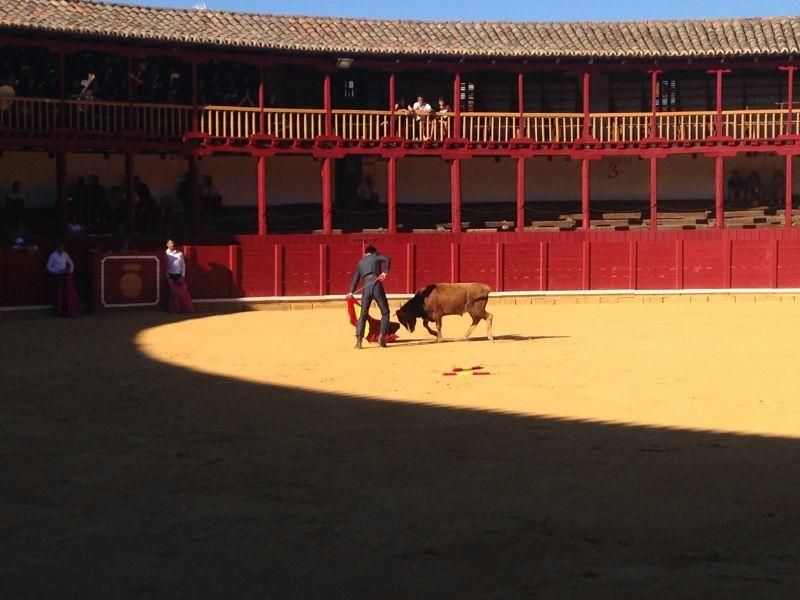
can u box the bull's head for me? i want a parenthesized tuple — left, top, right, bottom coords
(396, 307, 417, 332)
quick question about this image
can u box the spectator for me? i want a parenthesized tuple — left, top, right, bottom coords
(0, 76, 15, 118)
(770, 169, 786, 208)
(69, 177, 89, 226)
(411, 95, 432, 140)
(436, 96, 451, 139)
(87, 175, 108, 228)
(134, 175, 158, 233)
(5, 181, 25, 223)
(745, 171, 764, 207)
(727, 170, 745, 207)
(356, 175, 379, 209)
(66, 214, 84, 238)
(200, 176, 222, 216)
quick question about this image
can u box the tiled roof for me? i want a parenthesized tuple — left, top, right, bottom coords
(2, 0, 800, 60)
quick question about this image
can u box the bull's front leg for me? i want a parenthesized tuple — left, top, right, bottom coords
(423, 319, 438, 339)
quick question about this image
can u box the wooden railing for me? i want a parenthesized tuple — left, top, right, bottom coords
(656, 111, 716, 142)
(262, 108, 325, 140)
(524, 113, 583, 143)
(0, 97, 59, 133)
(5, 97, 800, 145)
(592, 113, 651, 143)
(200, 105, 259, 139)
(723, 110, 787, 140)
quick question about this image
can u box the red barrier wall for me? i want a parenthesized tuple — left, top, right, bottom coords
(10, 229, 800, 307)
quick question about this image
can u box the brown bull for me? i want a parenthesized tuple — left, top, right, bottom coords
(396, 283, 493, 342)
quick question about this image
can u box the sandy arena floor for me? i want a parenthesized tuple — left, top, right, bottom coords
(3, 299, 800, 597)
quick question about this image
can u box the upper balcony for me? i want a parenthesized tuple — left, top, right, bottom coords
(2, 97, 800, 150)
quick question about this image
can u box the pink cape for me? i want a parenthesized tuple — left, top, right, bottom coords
(168, 278, 195, 314)
(55, 273, 80, 318)
(346, 295, 400, 344)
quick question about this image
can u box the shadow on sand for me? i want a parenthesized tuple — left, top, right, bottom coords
(2, 310, 799, 598)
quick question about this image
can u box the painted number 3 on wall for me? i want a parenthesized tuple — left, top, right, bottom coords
(608, 164, 619, 179)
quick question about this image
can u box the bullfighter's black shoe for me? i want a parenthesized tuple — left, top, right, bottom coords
(355, 337, 363, 349)
(378, 335, 387, 348)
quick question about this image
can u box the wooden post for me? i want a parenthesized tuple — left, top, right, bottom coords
(779, 65, 796, 137)
(453, 72, 461, 138)
(715, 155, 725, 229)
(57, 51, 65, 128)
(56, 151, 68, 234)
(190, 155, 201, 235)
(258, 66, 265, 134)
(389, 72, 396, 137)
(127, 55, 133, 130)
(516, 157, 525, 232)
(321, 157, 333, 233)
(708, 68, 731, 138)
(581, 70, 592, 140)
(125, 152, 136, 237)
(257, 155, 268, 236)
(517, 72, 525, 139)
(388, 157, 397, 233)
(191, 60, 199, 132)
(323, 72, 332, 136)
(451, 159, 462, 233)
(786, 153, 794, 229)
(649, 69, 661, 139)
(581, 158, 591, 230)
(650, 156, 658, 231)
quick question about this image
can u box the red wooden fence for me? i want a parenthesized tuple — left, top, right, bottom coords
(6, 230, 800, 307)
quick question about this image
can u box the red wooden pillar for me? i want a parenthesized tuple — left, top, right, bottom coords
(451, 159, 462, 233)
(125, 152, 136, 237)
(786, 153, 794, 229)
(323, 72, 332, 136)
(581, 69, 592, 140)
(191, 60, 199, 132)
(649, 69, 661, 139)
(581, 158, 591, 230)
(708, 68, 731, 138)
(650, 156, 658, 231)
(321, 157, 333, 233)
(779, 65, 797, 137)
(715, 155, 725, 229)
(258, 66, 265, 134)
(190, 155, 201, 235)
(517, 72, 525, 138)
(126, 55, 133, 130)
(387, 157, 397, 233)
(388, 72, 396, 137)
(56, 151, 67, 233)
(516, 157, 525, 232)
(257, 155, 268, 236)
(453, 72, 461, 138)
(57, 51, 65, 128)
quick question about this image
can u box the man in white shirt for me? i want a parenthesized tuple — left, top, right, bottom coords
(165, 239, 186, 280)
(411, 96, 433, 140)
(0, 77, 14, 118)
(46, 243, 74, 275)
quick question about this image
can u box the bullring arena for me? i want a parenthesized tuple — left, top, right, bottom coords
(4, 0, 800, 595)
(3, 295, 800, 597)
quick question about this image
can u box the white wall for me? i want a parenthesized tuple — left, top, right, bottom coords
(397, 156, 450, 204)
(463, 158, 516, 204)
(0, 151, 57, 207)
(525, 157, 581, 202)
(199, 155, 257, 207)
(268, 155, 321, 205)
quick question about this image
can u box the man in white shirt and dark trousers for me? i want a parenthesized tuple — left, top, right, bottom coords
(46, 242, 79, 317)
(165, 239, 194, 313)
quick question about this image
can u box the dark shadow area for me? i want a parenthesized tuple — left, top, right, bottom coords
(2, 311, 799, 598)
